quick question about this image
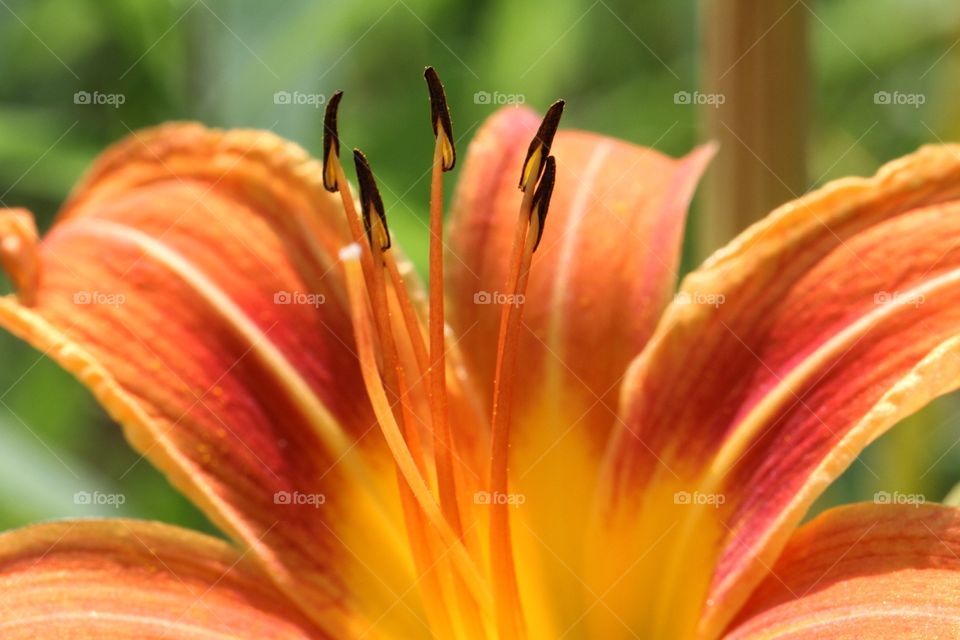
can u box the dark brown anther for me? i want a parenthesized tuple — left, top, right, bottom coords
(424, 66, 456, 171)
(322, 90, 344, 192)
(529, 155, 556, 252)
(518, 99, 565, 191)
(352, 149, 391, 251)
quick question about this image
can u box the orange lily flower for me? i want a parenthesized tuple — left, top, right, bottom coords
(1, 67, 960, 639)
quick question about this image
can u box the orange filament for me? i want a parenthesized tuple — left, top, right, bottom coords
(425, 129, 489, 640)
(342, 245, 495, 628)
(332, 157, 460, 635)
(383, 252, 490, 462)
(345, 253, 464, 637)
(330, 158, 430, 473)
(394, 484, 457, 639)
(383, 254, 430, 378)
(488, 184, 537, 640)
(368, 214, 430, 477)
(380, 186, 491, 640)
(332, 159, 380, 316)
(337, 141, 490, 635)
(326, 82, 561, 638)
(428, 133, 464, 539)
(486, 105, 561, 637)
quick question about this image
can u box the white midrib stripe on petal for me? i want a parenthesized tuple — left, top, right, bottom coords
(54, 218, 407, 593)
(545, 141, 613, 360)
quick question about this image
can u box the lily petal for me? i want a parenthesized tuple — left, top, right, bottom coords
(0, 124, 425, 636)
(0, 519, 321, 639)
(599, 144, 960, 638)
(725, 503, 960, 639)
(447, 106, 712, 634)
(448, 106, 713, 434)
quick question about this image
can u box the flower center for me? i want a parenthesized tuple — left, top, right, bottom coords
(324, 71, 563, 639)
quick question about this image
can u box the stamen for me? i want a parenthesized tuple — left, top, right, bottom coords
(319, 91, 369, 261)
(322, 90, 344, 192)
(383, 255, 490, 446)
(490, 104, 564, 640)
(341, 244, 468, 639)
(350, 148, 429, 482)
(0, 209, 39, 306)
(529, 156, 556, 252)
(518, 100, 564, 191)
(342, 244, 495, 627)
(334, 130, 473, 632)
(320, 92, 388, 310)
(383, 256, 431, 376)
(321, 102, 430, 485)
(320, 88, 428, 388)
(353, 149, 391, 252)
(397, 489, 458, 638)
(424, 67, 456, 171)
(327, 130, 428, 473)
(423, 66, 465, 544)
(383, 230, 493, 635)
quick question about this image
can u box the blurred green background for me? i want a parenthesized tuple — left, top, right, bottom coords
(0, 0, 959, 533)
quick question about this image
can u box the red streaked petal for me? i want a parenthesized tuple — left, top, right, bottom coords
(597, 143, 960, 638)
(447, 106, 712, 633)
(0, 124, 427, 636)
(448, 106, 713, 434)
(0, 519, 323, 639)
(725, 503, 960, 639)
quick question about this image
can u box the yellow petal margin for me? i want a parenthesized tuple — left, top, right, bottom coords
(595, 143, 960, 638)
(0, 124, 425, 637)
